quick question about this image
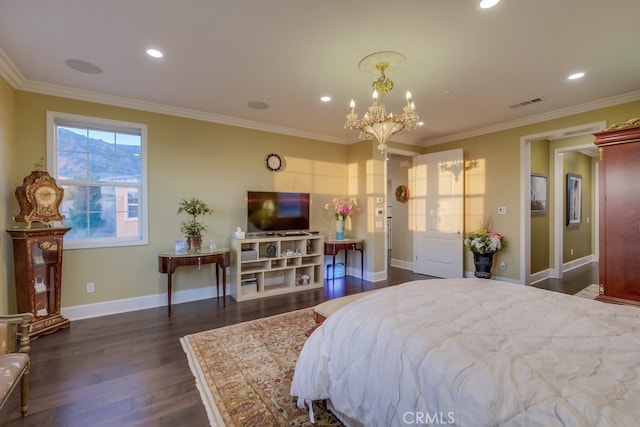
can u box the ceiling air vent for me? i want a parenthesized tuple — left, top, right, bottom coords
(509, 97, 544, 109)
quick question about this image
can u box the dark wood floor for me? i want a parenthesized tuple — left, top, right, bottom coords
(531, 261, 599, 294)
(1, 264, 598, 426)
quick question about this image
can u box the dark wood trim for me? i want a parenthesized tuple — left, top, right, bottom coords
(596, 294, 640, 307)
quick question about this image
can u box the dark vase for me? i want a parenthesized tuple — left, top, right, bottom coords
(473, 251, 495, 278)
(187, 235, 202, 252)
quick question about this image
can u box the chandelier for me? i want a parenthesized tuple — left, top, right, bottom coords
(345, 51, 422, 153)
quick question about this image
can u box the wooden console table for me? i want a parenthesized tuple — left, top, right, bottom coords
(158, 248, 230, 316)
(324, 238, 364, 281)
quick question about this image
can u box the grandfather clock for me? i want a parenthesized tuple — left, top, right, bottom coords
(7, 165, 71, 338)
(7, 226, 71, 338)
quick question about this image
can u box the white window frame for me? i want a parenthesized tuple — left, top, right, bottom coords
(46, 111, 149, 249)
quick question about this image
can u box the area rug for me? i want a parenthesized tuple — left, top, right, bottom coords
(574, 284, 599, 300)
(180, 308, 342, 426)
(182, 287, 601, 426)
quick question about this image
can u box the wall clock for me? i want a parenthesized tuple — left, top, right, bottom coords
(14, 169, 65, 227)
(265, 153, 283, 171)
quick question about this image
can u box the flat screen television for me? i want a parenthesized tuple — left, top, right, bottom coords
(247, 191, 310, 233)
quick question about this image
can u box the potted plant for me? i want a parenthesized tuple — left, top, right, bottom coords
(178, 197, 213, 252)
(464, 218, 505, 279)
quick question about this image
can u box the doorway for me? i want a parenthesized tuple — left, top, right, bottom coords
(385, 149, 419, 272)
(520, 121, 605, 284)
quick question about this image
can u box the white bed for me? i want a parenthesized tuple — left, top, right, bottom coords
(290, 278, 640, 426)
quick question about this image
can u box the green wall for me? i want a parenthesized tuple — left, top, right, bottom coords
(530, 139, 550, 274)
(562, 151, 593, 261)
(422, 99, 640, 280)
(0, 76, 16, 313)
(2, 72, 640, 314)
(5, 89, 395, 312)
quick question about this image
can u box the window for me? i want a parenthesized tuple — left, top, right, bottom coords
(126, 191, 139, 219)
(47, 112, 148, 249)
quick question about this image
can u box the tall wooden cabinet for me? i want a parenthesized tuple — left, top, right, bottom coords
(7, 226, 71, 337)
(594, 118, 640, 306)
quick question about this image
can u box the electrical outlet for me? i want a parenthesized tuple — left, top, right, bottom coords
(498, 206, 507, 215)
(499, 262, 507, 271)
(86, 282, 95, 293)
(570, 248, 574, 255)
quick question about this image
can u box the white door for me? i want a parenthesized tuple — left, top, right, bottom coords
(411, 149, 464, 278)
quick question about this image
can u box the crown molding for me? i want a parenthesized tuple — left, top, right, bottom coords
(2, 48, 638, 149)
(0, 48, 348, 145)
(421, 90, 640, 147)
(0, 48, 24, 87)
(17, 79, 348, 145)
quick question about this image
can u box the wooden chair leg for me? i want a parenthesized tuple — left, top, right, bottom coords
(20, 363, 30, 416)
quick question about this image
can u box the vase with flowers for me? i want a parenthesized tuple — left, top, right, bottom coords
(464, 218, 505, 278)
(178, 197, 213, 252)
(326, 196, 360, 240)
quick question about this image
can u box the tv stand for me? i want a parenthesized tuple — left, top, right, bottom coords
(230, 235, 324, 301)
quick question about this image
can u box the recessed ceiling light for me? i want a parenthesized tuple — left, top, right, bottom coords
(320, 96, 331, 102)
(568, 72, 585, 80)
(247, 101, 270, 110)
(65, 59, 102, 74)
(146, 49, 163, 58)
(479, 0, 500, 9)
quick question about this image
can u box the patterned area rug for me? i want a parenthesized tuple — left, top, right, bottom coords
(180, 308, 342, 426)
(574, 284, 599, 300)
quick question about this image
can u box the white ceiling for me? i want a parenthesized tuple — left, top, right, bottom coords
(1, 0, 639, 148)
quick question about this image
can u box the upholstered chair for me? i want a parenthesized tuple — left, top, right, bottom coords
(0, 313, 33, 416)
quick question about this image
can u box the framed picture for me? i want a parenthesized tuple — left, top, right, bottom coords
(566, 173, 582, 225)
(530, 173, 547, 214)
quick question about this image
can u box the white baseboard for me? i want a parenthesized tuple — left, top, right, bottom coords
(61, 285, 226, 321)
(530, 268, 553, 285)
(389, 258, 413, 270)
(563, 254, 596, 272)
(529, 254, 596, 284)
(464, 270, 521, 284)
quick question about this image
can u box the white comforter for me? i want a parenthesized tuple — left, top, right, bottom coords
(290, 279, 640, 426)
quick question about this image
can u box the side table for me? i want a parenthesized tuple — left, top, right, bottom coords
(324, 239, 364, 281)
(158, 248, 231, 316)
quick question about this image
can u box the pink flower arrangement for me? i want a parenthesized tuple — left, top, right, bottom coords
(464, 228, 505, 254)
(326, 197, 360, 221)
